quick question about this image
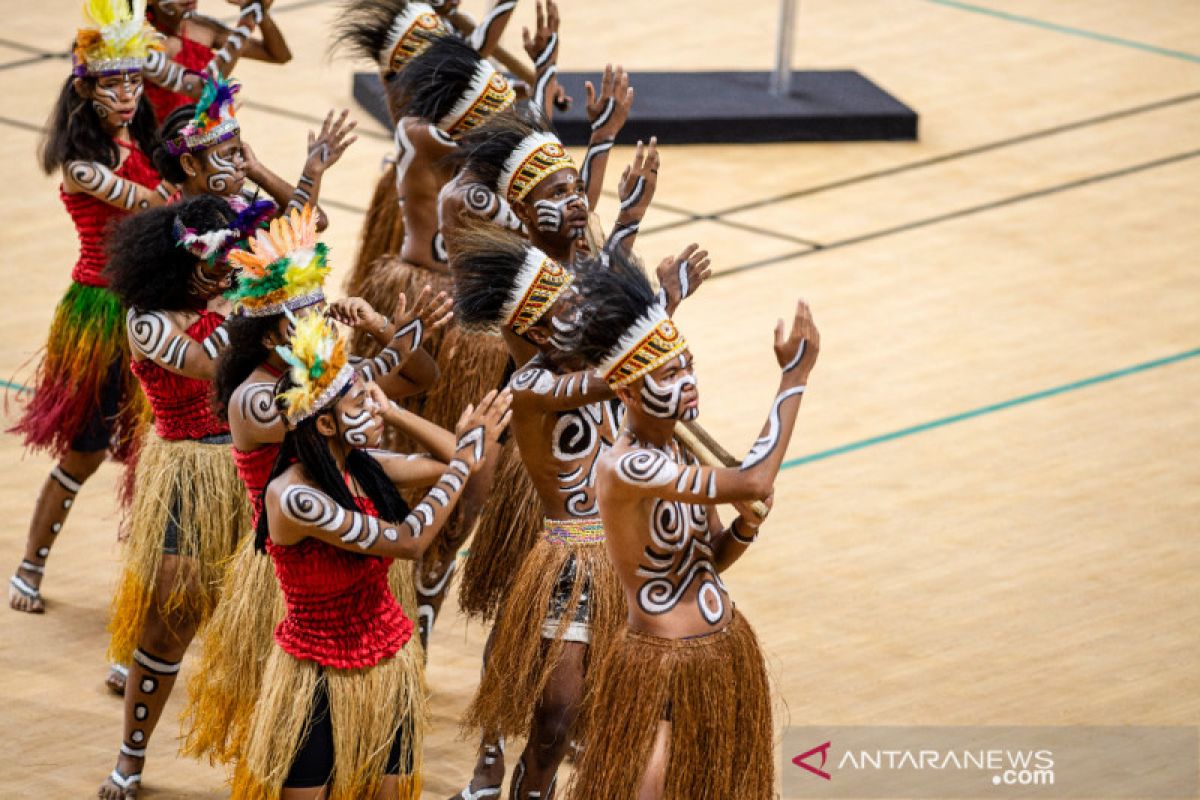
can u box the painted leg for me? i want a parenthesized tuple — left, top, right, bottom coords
(450, 624, 506, 800)
(636, 721, 671, 800)
(509, 641, 587, 800)
(415, 550, 459, 649)
(98, 555, 200, 799)
(9, 449, 105, 613)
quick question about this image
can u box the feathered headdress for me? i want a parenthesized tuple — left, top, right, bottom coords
(575, 251, 689, 388)
(334, 0, 448, 76)
(73, 0, 163, 76)
(451, 227, 574, 335)
(226, 205, 331, 317)
(275, 312, 356, 425)
(498, 132, 576, 205)
(164, 74, 241, 155)
(399, 35, 514, 136)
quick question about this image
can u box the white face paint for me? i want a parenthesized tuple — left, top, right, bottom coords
(205, 149, 241, 194)
(545, 288, 583, 352)
(340, 394, 382, 448)
(91, 73, 143, 128)
(640, 357, 698, 421)
(532, 194, 588, 239)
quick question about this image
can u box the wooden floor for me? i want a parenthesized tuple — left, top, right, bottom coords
(2, 0, 1198, 796)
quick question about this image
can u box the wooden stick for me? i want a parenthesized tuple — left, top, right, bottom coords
(448, 12, 537, 85)
(673, 421, 769, 519)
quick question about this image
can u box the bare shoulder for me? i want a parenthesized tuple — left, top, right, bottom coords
(508, 363, 556, 401)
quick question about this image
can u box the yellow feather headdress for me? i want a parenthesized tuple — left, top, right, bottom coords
(227, 205, 331, 317)
(73, 0, 162, 77)
(275, 313, 356, 425)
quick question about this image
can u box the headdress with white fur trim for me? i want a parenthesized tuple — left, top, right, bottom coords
(334, 0, 447, 76)
(398, 35, 515, 137)
(497, 132, 576, 205)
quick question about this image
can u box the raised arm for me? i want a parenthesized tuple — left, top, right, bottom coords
(655, 243, 712, 315)
(605, 138, 658, 255)
(63, 161, 173, 211)
(267, 389, 512, 560)
(126, 309, 231, 381)
(522, 0, 561, 119)
(509, 363, 612, 413)
(469, 0, 518, 57)
(143, 2, 263, 97)
(579, 65, 633, 208)
(283, 110, 358, 229)
(604, 301, 818, 505)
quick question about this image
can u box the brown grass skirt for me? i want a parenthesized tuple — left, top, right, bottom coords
(346, 163, 405, 301)
(182, 541, 422, 766)
(107, 435, 250, 664)
(567, 611, 774, 800)
(456, 437, 542, 621)
(230, 642, 427, 800)
(463, 527, 625, 743)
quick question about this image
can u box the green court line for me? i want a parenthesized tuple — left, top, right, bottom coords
(782, 347, 1200, 469)
(922, 0, 1200, 64)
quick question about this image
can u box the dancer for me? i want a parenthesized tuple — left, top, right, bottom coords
(567, 263, 819, 799)
(143, 0, 291, 122)
(96, 195, 251, 799)
(153, 74, 356, 235)
(449, 229, 709, 799)
(230, 312, 512, 799)
(181, 206, 452, 767)
(9, 0, 169, 621)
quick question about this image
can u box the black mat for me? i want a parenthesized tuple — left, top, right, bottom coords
(353, 69, 917, 145)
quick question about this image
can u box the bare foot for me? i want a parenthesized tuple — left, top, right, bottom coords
(447, 741, 505, 800)
(105, 664, 128, 696)
(9, 562, 45, 614)
(98, 759, 142, 799)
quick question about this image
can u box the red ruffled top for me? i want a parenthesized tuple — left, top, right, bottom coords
(61, 141, 161, 287)
(267, 492, 414, 669)
(233, 443, 280, 525)
(130, 311, 229, 441)
(144, 13, 214, 122)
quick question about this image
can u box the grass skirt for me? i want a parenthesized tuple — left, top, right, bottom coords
(463, 521, 625, 743)
(9, 281, 149, 466)
(183, 539, 422, 766)
(345, 164, 405, 301)
(106, 434, 250, 664)
(230, 642, 427, 800)
(568, 611, 774, 799)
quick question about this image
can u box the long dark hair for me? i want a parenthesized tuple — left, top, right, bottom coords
(104, 194, 235, 311)
(255, 377, 410, 551)
(152, 104, 195, 184)
(213, 313, 282, 420)
(40, 74, 159, 174)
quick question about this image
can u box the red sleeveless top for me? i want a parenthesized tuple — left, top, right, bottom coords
(266, 491, 414, 669)
(145, 13, 214, 123)
(129, 311, 229, 441)
(233, 443, 280, 525)
(61, 141, 161, 287)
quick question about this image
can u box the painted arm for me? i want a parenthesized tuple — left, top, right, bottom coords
(605, 138, 659, 255)
(240, 142, 330, 232)
(146, 1, 263, 98)
(126, 309, 231, 381)
(509, 363, 612, 413)
(458, 182, 524, 232)
(579, 65, 634, 208)
(469, 0, 518, 57)
(266, 390, 512, 559)
(654, 243, 712, 315)
(522, 0, 560, 120)
(229, 380, 288, 447)
(604, 301, 819, 505)
(63, 161, 173, 210)
(284, 110, 358, 226)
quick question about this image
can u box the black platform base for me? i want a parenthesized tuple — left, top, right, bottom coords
(353, 69, 917, 145)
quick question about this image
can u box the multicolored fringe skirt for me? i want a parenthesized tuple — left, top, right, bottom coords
(463, 518, 625, 743)
(568, 611, 774, 799)
(345, 164, 404, 301)
(230, 642, 427, 799)
(9, 281, 149, 465)
(107, 434, 250, 665)
(183, 536, 423, 766)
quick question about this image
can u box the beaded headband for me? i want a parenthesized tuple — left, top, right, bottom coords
(276, 312, 356, 425)
(72, 0, 162, 77)
(599, 309, 690, 389)
(381, 2, 446, 73)
(226, 205, 331, 318)
(502, 248, 575, 334)
(498, 133, 576, 205)
(164, 75, 241, 156)
(436, 61, 515, 135)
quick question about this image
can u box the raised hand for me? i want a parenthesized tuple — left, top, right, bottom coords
(326, 297, 384, 332)
(454, 389, 514, 469)
(773, 299, 819, 380)
(522, 0, 560, 66)
(305, 109, 358, 175)
(585, 64, 633, 141)
(656, 242, 711, 313)
(617, 137, 659, 219)
(402, 284, 455, 332)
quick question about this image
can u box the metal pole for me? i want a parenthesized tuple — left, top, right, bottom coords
(769, 0, 797, 98)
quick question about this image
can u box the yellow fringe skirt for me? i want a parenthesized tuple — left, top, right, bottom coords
(107, 433, 249, 665)
(568, 611, 775, 799)
(231, 641, 428, 800)
(183, 538, 422, 766)
(463, 519, 625, 743)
